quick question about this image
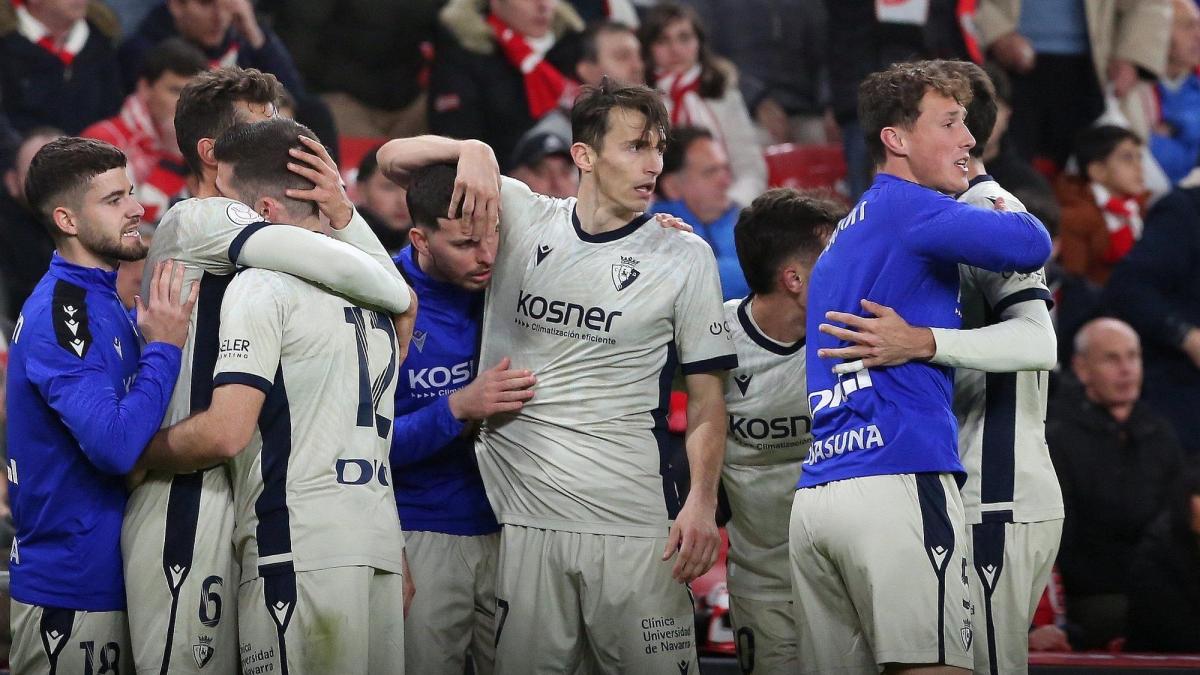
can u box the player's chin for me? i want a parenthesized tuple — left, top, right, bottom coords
(115, 240, 150, 262)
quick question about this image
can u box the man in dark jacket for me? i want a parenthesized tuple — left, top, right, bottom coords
(429, 0, 583, 171)
(267, 0, 443, 139)
(0, 0, 122, 134)
(119, 0, 338, 154)
(0, 128, 59, 322)
(1105, 186, 1200, 455)
(1047, 317, 1185, 650)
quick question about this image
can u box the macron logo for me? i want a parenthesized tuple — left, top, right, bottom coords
(733, 374, 752, 395)
(536, 244, 553, 265)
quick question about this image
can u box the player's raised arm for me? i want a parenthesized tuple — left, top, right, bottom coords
(376, 135, 501, 234)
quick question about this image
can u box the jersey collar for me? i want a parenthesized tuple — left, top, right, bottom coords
(571, 208, 652, 243)
(737, 296, 803, 356)
(47, 253, 118, 293)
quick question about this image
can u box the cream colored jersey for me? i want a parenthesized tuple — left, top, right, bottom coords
(477, 178, 737, 538)
(721, 297, 810, 599)
(122, 200, 409, 675)
(956, 178, 1064, 525)
(214, 268, 406, 580)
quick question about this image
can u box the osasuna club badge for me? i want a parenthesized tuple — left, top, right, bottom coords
(611, 256, 641, 291)
(192, 636, 214, 668)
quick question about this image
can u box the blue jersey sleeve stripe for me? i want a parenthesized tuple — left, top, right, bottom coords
(227, 222, 272, 265)
(992, 287, 1054, 316)
(681, 354, 739, 375)
(213, 371, 272, 393)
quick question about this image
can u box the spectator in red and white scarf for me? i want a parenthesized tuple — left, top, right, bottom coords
(639, 2, 765, 207)
(0, 0, 123, 134)
(429, 0, 585, 171)
(82, 38, 207, 223)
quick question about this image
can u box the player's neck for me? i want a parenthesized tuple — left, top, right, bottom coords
(968, 157, 987, 179)
(56, 240, 117, 273)
(750, 292, 805, 344)
(195, 174, 219, 199)
(574, 181, 641, 235)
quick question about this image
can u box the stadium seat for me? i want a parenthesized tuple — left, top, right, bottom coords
(764, 143, 848, 196)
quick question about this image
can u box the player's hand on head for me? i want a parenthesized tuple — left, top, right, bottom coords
(286, 134, 356, 229)
(816, 299, 935, 367)
(136, 260, 198, 348)
(393, 288, 419, 364)
(452, 140, 501, 237)
(662, 497, 720, 583)
(448, 356, 536, 421)
(654, 213, 693, 233)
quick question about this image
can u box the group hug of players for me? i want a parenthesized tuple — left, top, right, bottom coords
(5, 55, 1058, 675)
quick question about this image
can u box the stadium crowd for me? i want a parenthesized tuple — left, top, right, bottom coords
(1, 0, 1200, 673)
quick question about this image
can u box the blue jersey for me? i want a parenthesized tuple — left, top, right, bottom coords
(6, 254, 181, 610)
(801, 174, 1051, 488)
(390, 247, 499, 536)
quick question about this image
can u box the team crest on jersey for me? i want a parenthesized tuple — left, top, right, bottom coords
(192, 635, 214, 668)
(225, 201, 264, 226)
(960, 621, 974, 651)
(734, 374, 752, 395)
(411, 330, 428, 353)
(611, 256, 641, 291)
(113, 336, 123, 359)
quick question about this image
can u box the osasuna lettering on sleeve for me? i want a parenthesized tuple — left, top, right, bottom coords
(955, 176, 1063, 525)
(802, 174, 1052, 488)
(477, 177, 738, 537)
(213, 269, 406, 580)
(721, 297, 810, 599)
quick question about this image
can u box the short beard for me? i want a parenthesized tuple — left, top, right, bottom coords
(78, 226, 148, 263)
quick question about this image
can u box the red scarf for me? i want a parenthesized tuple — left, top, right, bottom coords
(487, 14, 576, 119)
(13, 0, 87, 66)
(1102, 196, 1138, 263)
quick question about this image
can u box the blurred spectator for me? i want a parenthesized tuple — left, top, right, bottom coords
(824, 0, 967, 199)
(975, 0, 1171, 168)
(1124, 0, 1200, 186)
(82, 38, 207, 223)
(120, 0, 339, 159)
(1125, 465, 1200, 653)
(640, 3, 766, 207)
(650, 126, 747, 300)
(355, 146, 412, 253)
(0, 0, 122, 134)
(105, 0, 158, 36)
(1054, 125, 1146, 286)
(509, 125, 577, 198)
(430, 0, 584, 171)
(1104, 185, 1200, 456)
(566, 0, 637, 26)
(1047, 318, 1184, 649)
(975, 62, 1056, 209)
(1028, 566, 1076, 652)
(687, 0, 831, 145)
(576, 20, 644, 86)
(0, 127, 59, 322)
(0, 84, 17, 162)
(266, 0, 442, 139)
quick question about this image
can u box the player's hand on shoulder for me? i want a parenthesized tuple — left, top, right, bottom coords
(448, 356, 536, 422)
(286, 134, 355, 229)
(137, 260, 198, 348)
(453, 140, 501, 237)
(654, 213, 693, 233)
(662, 496, 720, 583)
(817, 299, 935, 367)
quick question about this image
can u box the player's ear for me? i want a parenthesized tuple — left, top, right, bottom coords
(880, 126, 907, 158)
(50, 205, 77, 237)
(409, 224, 430, 255)
(197, 137, 217, 171)
(257, 196, 281, 221)
(570, 142, 594, 174)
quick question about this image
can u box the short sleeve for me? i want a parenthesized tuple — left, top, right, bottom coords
(212, 270, 287, 392)
(500, 176, 566, 251)
(673, 239, 739, 374)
